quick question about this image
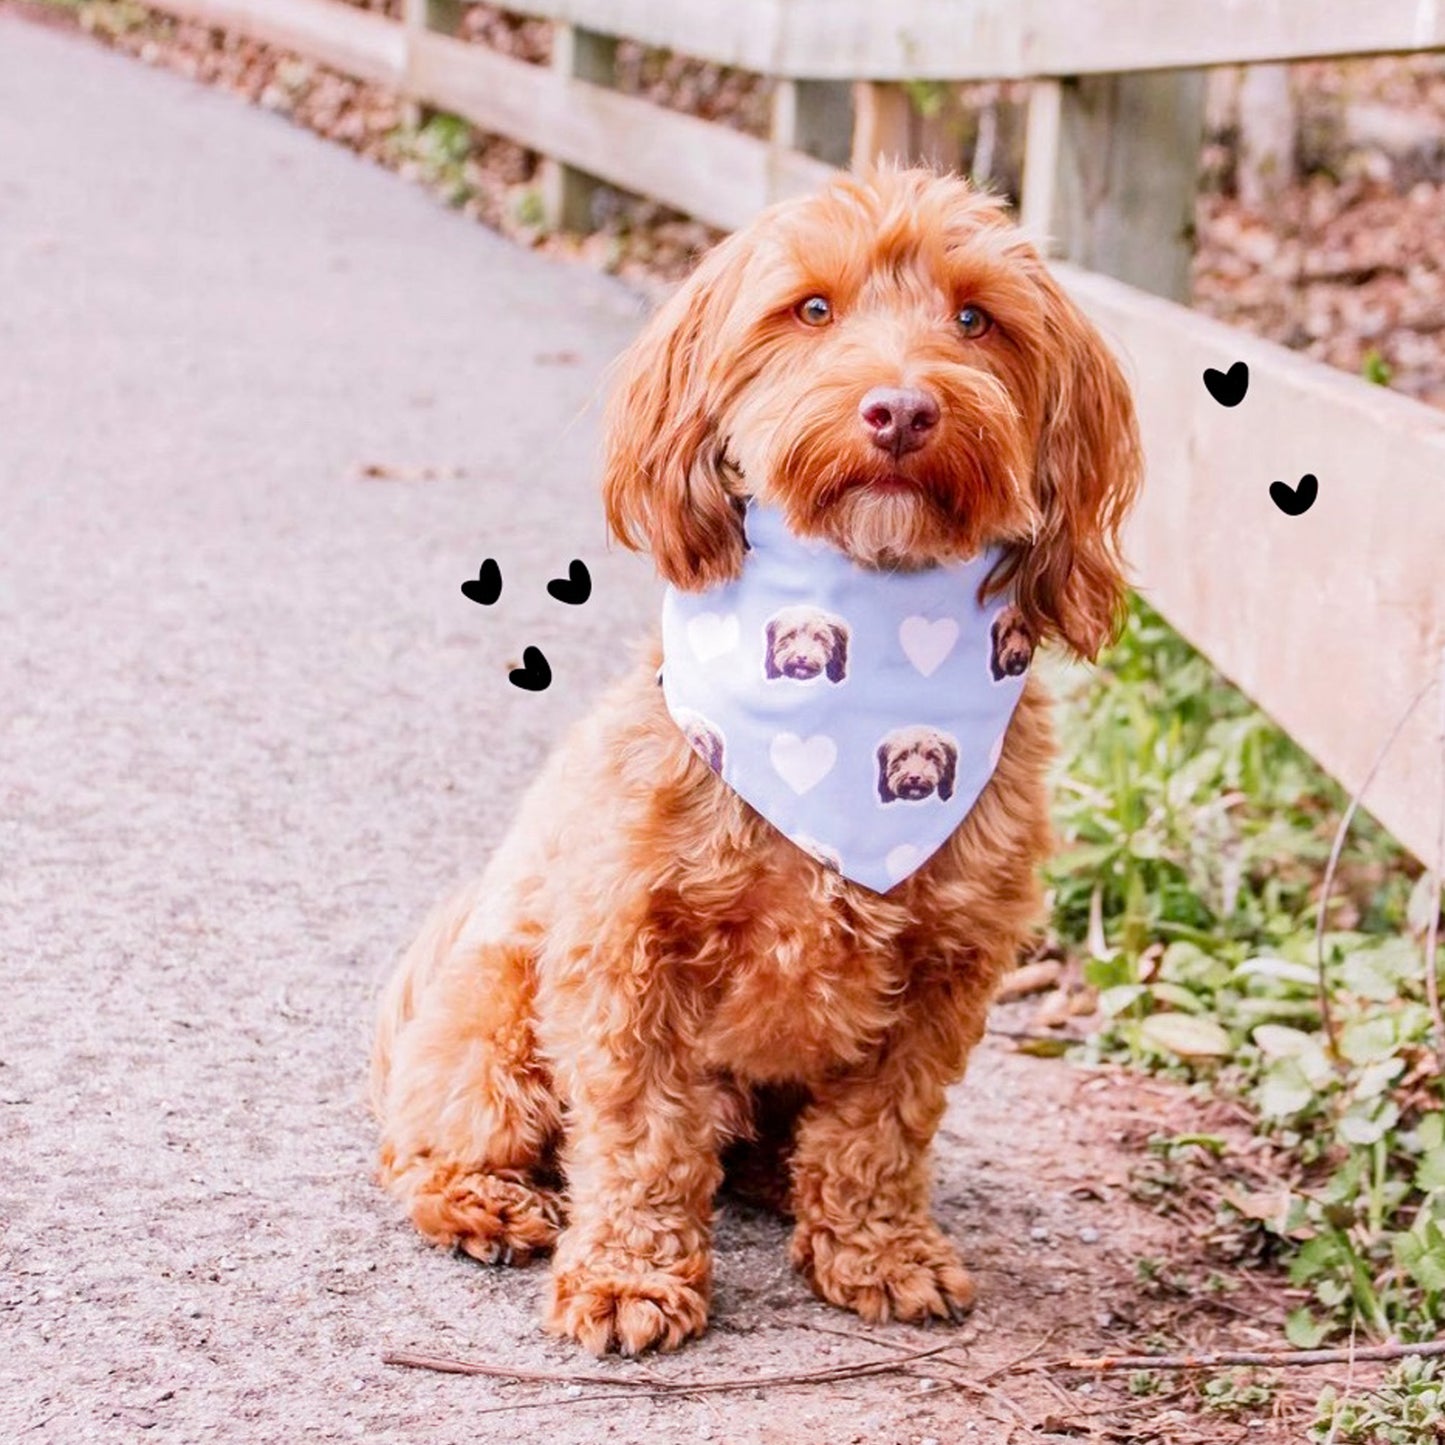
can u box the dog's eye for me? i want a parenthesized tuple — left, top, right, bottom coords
(797, 296, 833, 327)
(956, 305, 992, 339)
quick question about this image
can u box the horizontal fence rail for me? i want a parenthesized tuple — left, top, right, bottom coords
(407, 30, 834, 231)
(1068, 267, 1445, 866)
(510, 0, 1445, 82)
(142, 0, 1445, 81)
(135, 0, 1445, 862)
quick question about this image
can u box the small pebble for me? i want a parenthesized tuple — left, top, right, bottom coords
(917, 1377, 940, 1392)
(563, 1384, 583, 1399)
(1079, 1226, 1100, 1245)
(1029, 1225, 1049, 1242)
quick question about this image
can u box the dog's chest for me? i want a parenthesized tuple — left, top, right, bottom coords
(693, 902, 909, 1083)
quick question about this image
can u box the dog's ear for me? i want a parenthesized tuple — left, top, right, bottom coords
(1010, 266, 1143, 661)
(763, 620, 782, 679)
(876, 742, 895, 803)
(602, 231, 753, 591)
(826, 624, 848, 683)
(937, 740, 957, 802)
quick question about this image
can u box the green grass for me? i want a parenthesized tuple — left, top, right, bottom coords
(1049, 596, 1444, 1430)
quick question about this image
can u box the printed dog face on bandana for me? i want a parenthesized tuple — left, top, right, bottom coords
(763, 606, 850, 684)
(876, 725, 959, 804)
(989, 605, 1035, 682)
(674, 708, 726, 774)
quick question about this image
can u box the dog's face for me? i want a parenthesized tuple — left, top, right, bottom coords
(990, 605, 1035, 681)
(603, 167, 1142, 661)
(764, 607, 849, 683)
(876, 726, 959, 804)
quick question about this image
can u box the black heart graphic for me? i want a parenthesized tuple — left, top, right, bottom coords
(461, 558, 502, 606)
(508, 646, 552, 692)
(546, 559, 591, 606)
(1203, 361, 1249, 407)
(1270, 473, 1318, 516)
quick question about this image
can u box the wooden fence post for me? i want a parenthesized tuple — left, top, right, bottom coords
(770, 79, 852, 200)
(1020, 71, 1207, 302)
(772, 80, 853, 166)
(540, 25, 619, 232)
(850, 82, 913, 169)
(401, 0, 462, 127)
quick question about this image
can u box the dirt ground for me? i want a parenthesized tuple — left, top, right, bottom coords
(1, 14, 1335, 1443)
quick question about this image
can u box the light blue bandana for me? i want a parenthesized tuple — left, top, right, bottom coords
(660, 501, 1034, 893)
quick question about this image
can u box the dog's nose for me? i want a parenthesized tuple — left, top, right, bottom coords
(859, 387, 940, 457)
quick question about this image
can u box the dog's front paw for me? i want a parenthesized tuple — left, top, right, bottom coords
(791, 1219, 975, 1324)
(546, 1252, 710, 1356)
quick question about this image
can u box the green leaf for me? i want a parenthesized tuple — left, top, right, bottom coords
(1099, 983, 1148, 1017)
(1285, 1307, 1329, 1349)
(1138, 1013, 1231, 1059)
(1408, 871, 1444, 936)
(1252, 1024, 1315, 1058)
(1419, 1113, 1445, 1152)
(1395, 1223, 1445, 1293)
(1257, 1058, 1316, 1118)
(1083, 956, 1135, 992)
(1416, 1146, 1445, 1193)
(1338, 1015, 1397, 1066)
(1234, 955, 1318, 990)
(1336, 1098, 1398, 1147)
(1339, 948, 1410, 1002)
(1015, 1036, 1071, 1058)
(1350, 1056, 1407, 1102)
(1148, 981, 1208, 1014)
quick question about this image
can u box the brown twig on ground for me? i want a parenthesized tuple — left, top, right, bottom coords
(1032, 1339, 1445, 1373)
(470, 1388, 681, 1417)
(981, 1327, 1064, 1382)
(791, 1319, 1035, 1429)
(1315, 675, 1437, 1061)
(383, 1340, 961, 1397)
(380, 1352, 663, 1387)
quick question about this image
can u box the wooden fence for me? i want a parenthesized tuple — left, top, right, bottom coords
(142, 0, 1445, 864)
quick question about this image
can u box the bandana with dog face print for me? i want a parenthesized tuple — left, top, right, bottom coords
(659, 500, 1034, 894)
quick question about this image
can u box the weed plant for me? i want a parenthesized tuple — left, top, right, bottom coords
(1051, 597, 1444, 1428)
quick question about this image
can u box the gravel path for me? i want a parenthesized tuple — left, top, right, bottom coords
(2, 20, 1186, 1443)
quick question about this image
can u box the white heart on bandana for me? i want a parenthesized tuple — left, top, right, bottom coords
(885, 843, 922, 880)
(687, 611, 739, 662)
(899, 616, 959, 677)
(769, 732, 836, 794)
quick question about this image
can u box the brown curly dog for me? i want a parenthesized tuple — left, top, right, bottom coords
(370, 166, 1142, 1356)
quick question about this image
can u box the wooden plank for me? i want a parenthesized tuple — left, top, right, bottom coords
(539, 25, 619, 232)
(490, 0, 1445, 80)
(147, 0, 405, 85)
(145, 0, 1445, 87)
(1060, 264, 1445, 864)
(849, 82, 912, 170)
(1029, 71, 1208, 302)
(771, 80, 854, 170)
(1019, 78, 1062, 247)
(407, 32, 832, 231)
(403, 0, 462, 36)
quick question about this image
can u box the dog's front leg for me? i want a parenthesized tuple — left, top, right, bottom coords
(788, 974, 983, 1324)
(542, 957, 721, 1356)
